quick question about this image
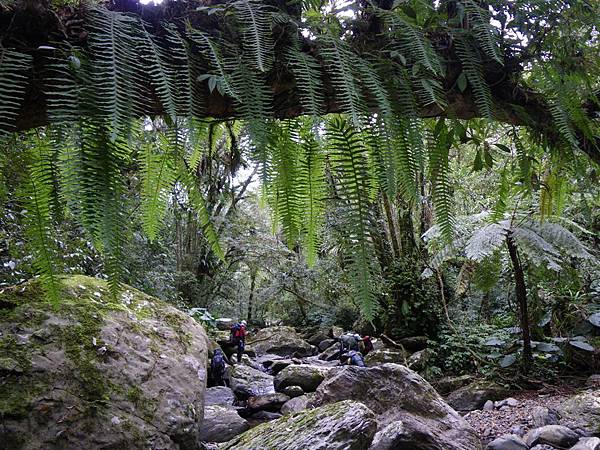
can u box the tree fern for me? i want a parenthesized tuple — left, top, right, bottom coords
(21, 132, 60, 304)
(327, 116, 377, 319)
(0, 48, 32, 133)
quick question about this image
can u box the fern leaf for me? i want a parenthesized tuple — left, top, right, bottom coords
(428, 120, 454, 240)
(231, 0, 273, 72)
(0, 48, 32, 134)
(455, 38, 493, 119)
(285, 47, 324, 117)
(327, 116, 377, 320)
(22, 132, 60, 304)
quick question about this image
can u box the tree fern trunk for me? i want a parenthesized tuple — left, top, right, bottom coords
(506, 233, 533, 371)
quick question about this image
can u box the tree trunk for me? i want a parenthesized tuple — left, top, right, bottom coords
(506, 233, 533, 370)
(247, 269, 257, 323)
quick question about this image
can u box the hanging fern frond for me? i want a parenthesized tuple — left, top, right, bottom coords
(22, 132, 60, 304)
(86, 7, 145, 134)
(319, 35, 366, 128)
(140, 131, 177, 241)
(44, 55, 82, 124)
(231, 0, 274, 72)
(267, 121, 303, 247)
(327, 116, 377, 319)
(0, 48, 32, 134)
(297, 128, 325, 266)
(460, 0, 503, 64)
(455, 37, 493, 119)
(187, 26, 240, 101)
(285, 47, 325, 118)
(428, 120, 454, 240)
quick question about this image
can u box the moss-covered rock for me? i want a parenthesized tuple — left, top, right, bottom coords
(246, 326, 314, 357)
(557, 389, 600, 433)
(220, 400, 377, 450)
(274, 364, 338, 393)
(446, 379, 510, 412)
(313, 364, 482, 450)
(0, 275, 209, 449)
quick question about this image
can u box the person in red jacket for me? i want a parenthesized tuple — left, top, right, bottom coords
(230, 320, 247, 363)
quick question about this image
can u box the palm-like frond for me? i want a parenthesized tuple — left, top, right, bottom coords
(455, 37, 493, 119)
(428, 121, 454, 240)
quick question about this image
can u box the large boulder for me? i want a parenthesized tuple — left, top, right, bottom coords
(274, 364, 338, 393)
(319, 343, 342, 361)
(199, 405, 249, 443)
(435, 375, 474, 395)
(247, 393, 290, 412)
(557, 390, 600, 432)
(364, 349, 406, 366)
(447, 380, 510, 412)
(229, 364, 275, 399)
(486, 434, 528, 450)
(220, 400, 377, 450)
(281, 394, 316, 415)
(246, 326, 313, 357)
(216, 318, 234, 331)
(524, 425, 579, 448)
(205, 386, 236, 407)
(313, 363, 482, 450)
(0, 276, 209, 450)
(406, 348, 434, 372)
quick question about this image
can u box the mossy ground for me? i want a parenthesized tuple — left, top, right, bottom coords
(0, 275, 193, 422)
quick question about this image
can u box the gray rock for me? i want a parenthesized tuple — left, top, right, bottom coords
(364, 349, 406, 366)
(406, 348, 434, 372)
(319, 339, 336, 351)
(558, 390, 600, 431)
(435, 375, 474, 395)
(221, 400, 377, 450)
(531, 406, 561, 427)
(282, 385, 304, 398)
(571, 437, 600, 450)
(447, 380, 510, 412)
(506, 397, 519, 407)
(229, 364, 275, 399)
(525, 425, 580, 448)
(249, 410, 283, 421)
(268, 358, 293, 375)
(586, 375, 600, 388)
(274, 364, 338, 393)
(205, 386, 236, 406)
(398, 336, 429, 351)
(281, 394, 315, 415)
(313, 363, 482, 450)
(0, 276, 209, 450)
(216, 318, 234, 331)
(319, 343, 342, 361)
(199, 405, 249, 443)
(246, 393, 290, 412)
(486, 434, 528, 450)
(483, 400, 495, 411)
(307, 331, 330, 347)
(246, 326, 313, 357)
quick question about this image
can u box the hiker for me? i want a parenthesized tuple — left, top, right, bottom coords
(340, 332, 360, 352)
(230, 320, 247, 363)
(210, 348, 227, 386)
(360, 335, 374, 355)
(342, 350, 366, 367)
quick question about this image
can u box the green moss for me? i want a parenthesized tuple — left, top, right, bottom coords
(164, 311, 192, 351)
(127, 386, 143, 405)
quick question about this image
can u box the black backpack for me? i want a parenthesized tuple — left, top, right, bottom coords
(212, 352, 225, 374)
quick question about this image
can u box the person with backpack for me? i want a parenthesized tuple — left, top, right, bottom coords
(360, 335, 374, 355)
(230, 320, 247, 363)
(341, 350, 366, 367)
(210, 348, 227, 386)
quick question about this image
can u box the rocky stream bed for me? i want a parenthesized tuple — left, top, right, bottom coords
(1, 276, 599, 449)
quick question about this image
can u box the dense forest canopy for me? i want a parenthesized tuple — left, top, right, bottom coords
(0, 0, 598, 339)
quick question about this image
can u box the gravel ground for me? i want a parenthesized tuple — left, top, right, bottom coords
(463, 390, 574, 444)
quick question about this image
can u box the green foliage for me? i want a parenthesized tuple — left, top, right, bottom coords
(0, 49, 32, 134)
